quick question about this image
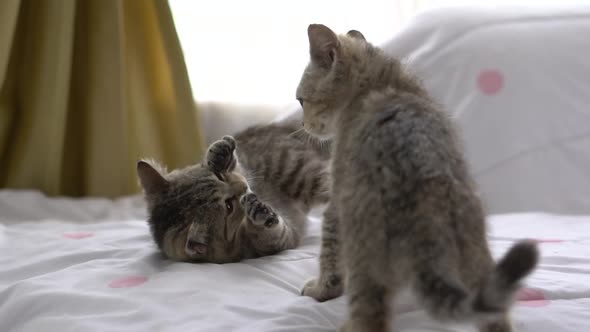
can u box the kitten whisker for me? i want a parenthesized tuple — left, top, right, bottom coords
(245, 170, 264, 178)
(245, 176, 264, 183)
(287, 127, 306, 138)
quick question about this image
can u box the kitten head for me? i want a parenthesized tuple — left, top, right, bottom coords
(137, 154, 248, 263)
(296, 24, 372, 139)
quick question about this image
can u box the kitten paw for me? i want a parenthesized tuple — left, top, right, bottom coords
(207, 136, 237, 173)
(221, 135, 236, 150)
(240, 193, 279, 228)
(301, 275, 344, 302)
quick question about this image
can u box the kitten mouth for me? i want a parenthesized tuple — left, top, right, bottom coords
(185, 239, 207, 255)
(229, 173, 248, 196)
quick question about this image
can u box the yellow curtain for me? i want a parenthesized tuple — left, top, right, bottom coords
(0, 0, 205, 198)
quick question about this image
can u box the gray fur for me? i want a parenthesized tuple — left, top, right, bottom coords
(297, 24, 539, 332)
(137, 119, 330, 263)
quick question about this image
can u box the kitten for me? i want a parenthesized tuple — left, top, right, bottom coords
(296, 24, 539, 332)
(137, 119, 330, 263)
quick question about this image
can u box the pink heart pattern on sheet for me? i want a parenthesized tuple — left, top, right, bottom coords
(109, 276, 148, 288)
(63, 232, 95, 239)
(516, 287, 550, 307)
(477, 69, 504, 95)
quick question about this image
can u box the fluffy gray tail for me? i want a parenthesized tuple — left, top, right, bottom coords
(416, 240, 539, 321)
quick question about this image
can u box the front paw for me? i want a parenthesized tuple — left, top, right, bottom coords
(207, 136, 237, 173)
(301, 275, 344, 302)
(221, 135, 236, 150)
(240, 193, 278, 228)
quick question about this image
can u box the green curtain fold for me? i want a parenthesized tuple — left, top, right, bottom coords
(0, 0, 205, 198)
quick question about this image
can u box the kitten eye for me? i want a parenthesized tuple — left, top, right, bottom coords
(297, 98, 304, 107)
(225, 197, 234, 214)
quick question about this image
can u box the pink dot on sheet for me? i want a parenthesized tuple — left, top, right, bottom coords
(477, 69, 504, 95)
(517, 288, 550, 307)
(63, 232, 95, 239)
(109, 276, 148, 288)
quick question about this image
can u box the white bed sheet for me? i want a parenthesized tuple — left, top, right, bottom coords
(0, 190, 589, 332)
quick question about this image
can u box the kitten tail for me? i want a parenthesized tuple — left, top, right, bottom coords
(473, 240, 539, 313)
(416, 240, 539, 322)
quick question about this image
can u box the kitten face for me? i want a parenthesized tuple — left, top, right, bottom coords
(296, 25, 368, 139)
(137, 158, 248, 263)
(296, 66, 341, 140)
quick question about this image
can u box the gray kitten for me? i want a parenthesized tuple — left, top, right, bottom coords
(137, 119, 330, 263)
(296, 24, 539, 332)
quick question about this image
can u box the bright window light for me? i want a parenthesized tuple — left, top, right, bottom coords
(169, 0, 573, 106)
(169, 0, 426, 105)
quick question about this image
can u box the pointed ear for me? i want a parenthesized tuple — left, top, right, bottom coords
(308, 24, 340, 68)
(346, 30, 366, 42)
(137, 161, 168, 194)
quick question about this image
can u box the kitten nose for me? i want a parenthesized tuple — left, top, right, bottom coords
(186, 239, 207, 255)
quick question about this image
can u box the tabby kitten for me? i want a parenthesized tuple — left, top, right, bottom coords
(137, 119, 330, 263)
(296, 24, 539, 332)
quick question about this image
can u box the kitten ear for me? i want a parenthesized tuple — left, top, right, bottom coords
(346, 30, 366, 41)
(137, 160, 168, 194)
(308, 24, 340, 68)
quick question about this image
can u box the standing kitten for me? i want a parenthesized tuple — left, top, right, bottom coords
(296, 24, 539, 332)
(137, 119, 330, 263)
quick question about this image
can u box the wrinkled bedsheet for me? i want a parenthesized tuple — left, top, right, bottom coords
(0, 190, 588, 332)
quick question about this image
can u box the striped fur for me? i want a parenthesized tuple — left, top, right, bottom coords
(137, 119, 330, 263)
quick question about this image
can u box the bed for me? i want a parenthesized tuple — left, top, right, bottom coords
(1, 191, 589, 332)
(2, 4, 590, 332)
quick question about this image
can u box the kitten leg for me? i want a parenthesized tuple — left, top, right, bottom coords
(339, 266, 392, 332)
(240, 193, 302, 254)
(478, 316, 513, 332)
(468, 255, 514, 332)
(462, 238, 516, 331)
(301, 203, 344, 301)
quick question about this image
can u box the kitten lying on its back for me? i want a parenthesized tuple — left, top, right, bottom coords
(137, 119, 330, 263)
(296, 24, 538, 332)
